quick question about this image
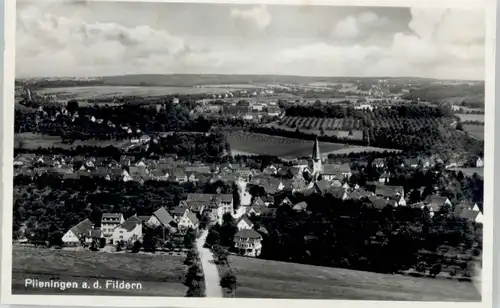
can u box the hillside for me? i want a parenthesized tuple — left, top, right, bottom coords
(228, 255, 481, 301)
(12, 246, 187, 296)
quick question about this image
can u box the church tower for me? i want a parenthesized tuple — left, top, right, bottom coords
(312, 137, 322, 178)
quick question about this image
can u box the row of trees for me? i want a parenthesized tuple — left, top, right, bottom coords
(284, 103, 454, 119)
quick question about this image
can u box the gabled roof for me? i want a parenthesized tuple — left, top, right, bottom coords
(323, 163, 351, 175)
(424, 195, 449, 206)
(328, 187, 346, 199)
(238, 215, 254, 227)
(138, 215, 151, 222)
(460, 209, 479, 221)
(153, 207, 175, 226)
(234, 229, 262, 240)
(119, 216, 142, 231)
(292, 201, 308, 211)
(102, 213, 122, 220)
(314, 179, 331, 194)
(185, 211, 199, 226)
(70, 218, 93, 237)
(171, 206, 188, 217)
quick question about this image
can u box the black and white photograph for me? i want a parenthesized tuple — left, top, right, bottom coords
(1, 0, 494, 306)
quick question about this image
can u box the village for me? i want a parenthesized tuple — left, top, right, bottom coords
(14, 136, 484, 260)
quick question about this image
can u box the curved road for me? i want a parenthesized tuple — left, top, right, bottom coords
(196, 230, 223, 297)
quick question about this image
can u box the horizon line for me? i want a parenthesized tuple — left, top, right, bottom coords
(15, 73, 485, 83)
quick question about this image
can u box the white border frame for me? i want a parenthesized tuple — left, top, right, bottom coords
(1, 0, 495, 307)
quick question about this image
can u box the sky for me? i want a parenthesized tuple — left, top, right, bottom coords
(16, 0, 485, 80)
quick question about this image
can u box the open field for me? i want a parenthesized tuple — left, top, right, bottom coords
(463, 124, 484, 140)
(228, 256, 480, 301)
(15, 133, 128, 149)
(227, 132, 398, 158)
(456, 114, 485, 123)
(12, 246, 187, 296)
(35, 86, 244, 100)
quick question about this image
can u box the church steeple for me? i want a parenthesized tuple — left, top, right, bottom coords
(311, 138, 322, 178)
(312, 138, 321, 161)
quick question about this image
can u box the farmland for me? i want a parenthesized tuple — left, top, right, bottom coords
(456, 114, 485, 123)
(15, 133, 128, 149)
(35, 86, 245, 100)
(226, 132, 398, 158)
(12, 246, 187, 296)
(228, 255, 480, 301)
(463, 124, 484, 140)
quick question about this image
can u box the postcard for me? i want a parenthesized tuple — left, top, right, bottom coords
(1, 0, 495, 307)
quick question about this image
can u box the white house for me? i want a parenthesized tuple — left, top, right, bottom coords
(476, 157, 484, 168)
(147, 207, 176, 229)
(236, 215, 254, 231)
(178, 212, 199, 230)
(62, 218, 94, 246)
(101, 213, 124, 238)
(112, 216, 143, 244)
(140, 135, 151, 143)
(234, 229, 263, 257)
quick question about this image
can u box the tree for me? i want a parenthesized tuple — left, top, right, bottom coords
(131, 240, 142, 253)
(429, 263, 442, 278)
(220, 271, 237, 296)
(205, 228, 221, 247)
(219, 213, 238, 246)
(184, 264, 204, 287)
(184, 248, 197, 266)
(183, 228, 197, 249)
(415, 261, 427, 275)
(185, 280, 204, 297)
(212, 244, 229, 264)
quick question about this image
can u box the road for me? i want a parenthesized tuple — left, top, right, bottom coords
(196, 230, 223, 297)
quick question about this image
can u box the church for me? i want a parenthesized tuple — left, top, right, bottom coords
(306, 138, 352, 181)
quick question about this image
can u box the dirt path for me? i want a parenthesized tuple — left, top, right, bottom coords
(196, 230, 223, 297)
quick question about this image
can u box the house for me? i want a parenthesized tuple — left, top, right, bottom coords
(476, 157, 484, 168)
(374, 185, 403, 199)
(313, 179, 332, 195)
(170, 169, 187, 183)
(170, 206, 191, 222)
(101, 213, 125, 238)
(328, 187, 348, 200)
(185, 193, 233, 224)
(406, 158, 420, 168)
(292, 201, 308, 212)
(424, 195, 452, 215)
(389, 194, 407, 207)
(347, 188, 372, 200)
(378, 172, 390, 183)
(234, 229, 263, 257)
(62, 218, 94, 246)
(140, 135, 151, 143)
(112, 216, 143, 244)
(322, 163, 352, 180)
(373, 158, 385, 168)
(237, 215, 254, 231)
(147, 207, 176, 230)
(459, 209, 482, 223)
(178, 211, 199, 230)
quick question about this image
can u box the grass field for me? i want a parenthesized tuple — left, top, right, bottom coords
(12, 246, 187, 296)
(15, 133, 128, 149)
(36, 86, 244, 99)
(463, 124, 484, 140)
(228, 256, 480, 301)
(227, 132, 349, 158)
(227, 132, 399, 158)
(456, 114, 485, 123)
